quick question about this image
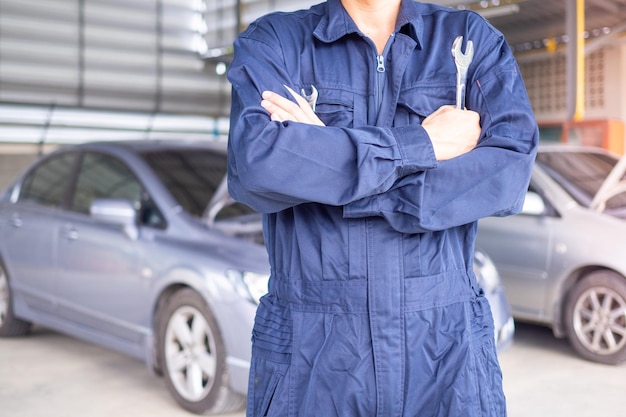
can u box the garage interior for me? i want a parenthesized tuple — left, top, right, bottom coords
(1, 0, 626, 187)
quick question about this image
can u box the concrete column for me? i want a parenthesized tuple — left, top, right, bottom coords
(566, 0, 585, 121)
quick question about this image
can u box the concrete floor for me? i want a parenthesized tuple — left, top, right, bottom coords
(0, 322, 624, 417)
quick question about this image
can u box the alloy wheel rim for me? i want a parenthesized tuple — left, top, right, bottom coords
(164, 305, 217, 401)
(573, 286, 626, 356)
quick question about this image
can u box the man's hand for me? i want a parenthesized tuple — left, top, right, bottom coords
(261, 92, 478, 161)
(261, 86, 325, 126)
(422, 105, 480, 161)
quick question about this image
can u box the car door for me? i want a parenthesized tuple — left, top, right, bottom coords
(54, 151, 152, 347)
(476, 183, 555, 320)
(1, 152, 78, 314)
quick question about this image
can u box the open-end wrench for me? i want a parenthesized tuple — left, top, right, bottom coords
(451, 36, 474, 110)
(301, 85, 319, 112)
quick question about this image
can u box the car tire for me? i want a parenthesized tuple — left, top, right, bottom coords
(0, 260, 32, 337)
(564, 270, 626, 365)
(156, 288, 244, 415)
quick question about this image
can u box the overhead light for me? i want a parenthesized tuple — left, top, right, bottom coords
(192, 13, 208, 34)
(215, 62, 227, 75)
(192, 0, 206, 13)
(476, 4, 520, 18)
(192, 34, 208, 55)
(455, 0, 524, 18)
(201, 45, 234, 63)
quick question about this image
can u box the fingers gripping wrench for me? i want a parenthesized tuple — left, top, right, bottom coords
(451, 36, 474, 110)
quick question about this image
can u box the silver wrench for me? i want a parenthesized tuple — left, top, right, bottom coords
(451, 36, 474, 110)
(301, 85, 319, 112)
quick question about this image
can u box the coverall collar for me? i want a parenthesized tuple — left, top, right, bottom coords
(313, 0, 424, 48)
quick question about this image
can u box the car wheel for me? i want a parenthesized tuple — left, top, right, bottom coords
(0, 260, 32, 337)
(157, 288, 244, 415)
(564, 270, 626, 365)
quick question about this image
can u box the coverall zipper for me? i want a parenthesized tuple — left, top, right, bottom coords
(375, 35, 394, 118)
(376, 54, 385, 114)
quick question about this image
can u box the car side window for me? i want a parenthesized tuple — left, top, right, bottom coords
(19, 152, 77, 208)
(527, 183, 559, 217)
(70, 152, 166, 228)
(71, 152, 141, 214)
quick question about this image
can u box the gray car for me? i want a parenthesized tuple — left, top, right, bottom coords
(477, 145, 626, 365)
(0, 140, 513, 415)
(0, 140, 270, 414)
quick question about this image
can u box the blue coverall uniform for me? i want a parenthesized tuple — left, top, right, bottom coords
(227, 1, 539, 416)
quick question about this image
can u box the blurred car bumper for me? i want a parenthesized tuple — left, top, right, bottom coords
(489, 286, 515, 352)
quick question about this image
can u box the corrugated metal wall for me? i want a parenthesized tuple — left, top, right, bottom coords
(0, 0, 232, 144)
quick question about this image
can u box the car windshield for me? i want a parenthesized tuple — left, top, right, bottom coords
(139, 148, 255, 221)
(536, 150, 626, 213)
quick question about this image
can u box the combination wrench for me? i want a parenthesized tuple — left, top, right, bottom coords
(451, 36, 474, 110)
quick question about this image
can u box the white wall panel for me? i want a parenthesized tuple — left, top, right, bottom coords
(0, 0, 230, 144)
(1, 40, 80, 64)
(0, 0, 321, 139)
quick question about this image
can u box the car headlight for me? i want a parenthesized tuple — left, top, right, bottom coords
(473, 250, 500, 293)
(225, 270, 269, 305)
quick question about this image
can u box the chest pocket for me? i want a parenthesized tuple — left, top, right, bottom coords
(394, 82, 457, 127)
(305, 86, 366, 128)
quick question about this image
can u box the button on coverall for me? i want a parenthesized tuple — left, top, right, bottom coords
(227, 1, 539, 416)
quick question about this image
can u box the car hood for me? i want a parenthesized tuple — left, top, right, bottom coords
(591, 152, 626, 212)
(201, 175, 265, 244)
(203, 175, 234, 225)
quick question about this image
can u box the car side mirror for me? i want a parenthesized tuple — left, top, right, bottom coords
(521, 191, 545, 216)
(90, 198, 138, 239)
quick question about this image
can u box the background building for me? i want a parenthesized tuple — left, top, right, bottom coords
(1, 0, 626, 186)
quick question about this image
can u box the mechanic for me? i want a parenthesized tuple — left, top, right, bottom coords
(227, 0, 539, 416)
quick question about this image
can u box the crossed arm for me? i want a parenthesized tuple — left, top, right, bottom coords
(260, 86, 481, 162)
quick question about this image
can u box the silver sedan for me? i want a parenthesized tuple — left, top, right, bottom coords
(0, 140, 269, 414)
(477, 145, 626, 365)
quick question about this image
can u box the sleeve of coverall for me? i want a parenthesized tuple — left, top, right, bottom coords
(343, 33, 539, 234)
(226, 21, 437, 214)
